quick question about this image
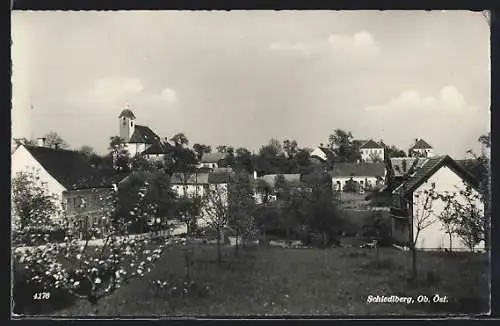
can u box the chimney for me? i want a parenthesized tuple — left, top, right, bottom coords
(37, 137, 46, 147)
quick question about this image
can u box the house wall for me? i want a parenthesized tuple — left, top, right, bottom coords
(125, 143, 147, 157)
(412, 165, 485, 252)
(63, 188, 115, 237)
(11, 145, 66, 222)
(360, 148, 385, 162)
(332, 176, 383, 192)
(410, 148, 434, 158)
(171, 182, 229, 228)
(199, 162, 219, 169)
(145, 153, 165, 161)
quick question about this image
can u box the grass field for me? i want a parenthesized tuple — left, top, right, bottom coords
(28, 245, 489, 317)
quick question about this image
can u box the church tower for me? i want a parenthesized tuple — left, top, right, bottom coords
(118, 104, 136, 142)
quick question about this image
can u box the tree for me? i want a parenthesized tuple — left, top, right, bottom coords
(405, 184, 438, 280)
(43, 132, 69, 149)
(192, 143, 212, 161)
(130, 155, 156, 173)
(436, 192, 457, 252)
(13, 180, 169, 310)
(227, 172, 256, 255)
(368, 151, 383, 163)
(343, 177, 359, 193)
(220, 147, 235, 167)
(170, 133, 189, 147)
(108, 136, 130, 173)
(12, 168, 59, 232)
(163, 134, 197, 175)
(438, 185, 485, 251)
(386, 145, 407, 158)
(283, 139, 298, 159)
(274, 174, 295, 241)
(328, 129, 358, 162)
(302, 171, 342, 247)
(202, 183, 229, 265)
(234, 147, 254, 173)
(216, 145, 228, 153)
(78, 146, 95, 160)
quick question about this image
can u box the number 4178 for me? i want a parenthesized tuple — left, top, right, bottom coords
(33, 292, 51, 300)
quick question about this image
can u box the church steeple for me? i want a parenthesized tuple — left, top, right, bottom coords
(118, 103, 136, 142)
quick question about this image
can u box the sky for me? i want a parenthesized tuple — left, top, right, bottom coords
(11, 10, 490, 159)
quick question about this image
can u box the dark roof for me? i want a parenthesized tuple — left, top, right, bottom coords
(353, 140, 368, 147)
(142, 142, 165, 155)
(129, 125, 162, 144)
(329, 163, 386, 178)
(318, 147, 336, 160)
(24, 145, 111, 190)
(393, 155, 480, 197)
(258, 174, 302, 188)
(170, 171, 232, 185)
(390, 158, 427, 178)
(118, 109, 136, 119)
(410, 139, 433, 150)
(360, 139, 384, 149)
(200, 152, 228, 163)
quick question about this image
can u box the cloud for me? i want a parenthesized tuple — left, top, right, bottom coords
(327, 31, 381, 58)
(365, 86, 476, 112)
(268, 31, 380, 59)
(87, 76, 145, 101)
(151, 87, 178, 104)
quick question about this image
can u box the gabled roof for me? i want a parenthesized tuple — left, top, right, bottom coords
(142, 142, 165, 155)
(23, 145, 111, 190)
(360, 139, 384, 149)
(170, 171, 232, 185)
(118, 109, 136, 119)
(315, 147, 336, 161)
(393, 155, 480, 197)
(410, 139, 433, 150)
(258, 174, 302, 188)
(390, 158, 427, 178)
(200, 152, 228, 163)
(170, 172, 210, 185)
(329, 163, 386, 178)
(129, 125, 162, 145)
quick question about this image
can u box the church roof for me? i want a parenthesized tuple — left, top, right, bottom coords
(142, 142, 165, 155)
(129, 125, 162, 145)
(118, 109, 136, 119)
(23, 145, 112, 190)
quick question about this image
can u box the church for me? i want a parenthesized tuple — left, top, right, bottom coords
(118, 106, 166, 160)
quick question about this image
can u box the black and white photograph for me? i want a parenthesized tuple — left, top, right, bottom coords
(11, 10, 491, 317)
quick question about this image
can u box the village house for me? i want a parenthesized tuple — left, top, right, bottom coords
(359, 139, 385, 163)
(170, 170, 232, 227)
(310, 145, 335, 164)
(118, 106, 166, 160)
(391, 155, 484, 252)
(252, 173, 314, 204)
(408, 138, 434, 158)
(329, 163, 386, 193)
(198, 152, 229, 170)
(11, 143, 116, 237)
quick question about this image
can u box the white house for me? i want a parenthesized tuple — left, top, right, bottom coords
(408, 138, 434, 158)
(198, 152, 228, 170)
(11, 143, 115, 232)
(310, 145, 335, 163)
(391, 155, 485, 252)
(253, 173, 303, 204)
(170, 171, 232, 228)
(329, 163, 386, 192)
(359, 139, 385, 163)
(118, 106, 165, 160)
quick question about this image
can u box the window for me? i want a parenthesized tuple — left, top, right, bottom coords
(130, 121, 133, 127)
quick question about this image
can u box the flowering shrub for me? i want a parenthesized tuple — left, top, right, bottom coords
(12, 175, 171, 314)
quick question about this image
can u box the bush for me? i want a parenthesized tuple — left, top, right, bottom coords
(12, 228, 67, 246)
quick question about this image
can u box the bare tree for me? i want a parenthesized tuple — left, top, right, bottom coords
(202, 182, 229, 265)
(404, 183, 438, 280)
